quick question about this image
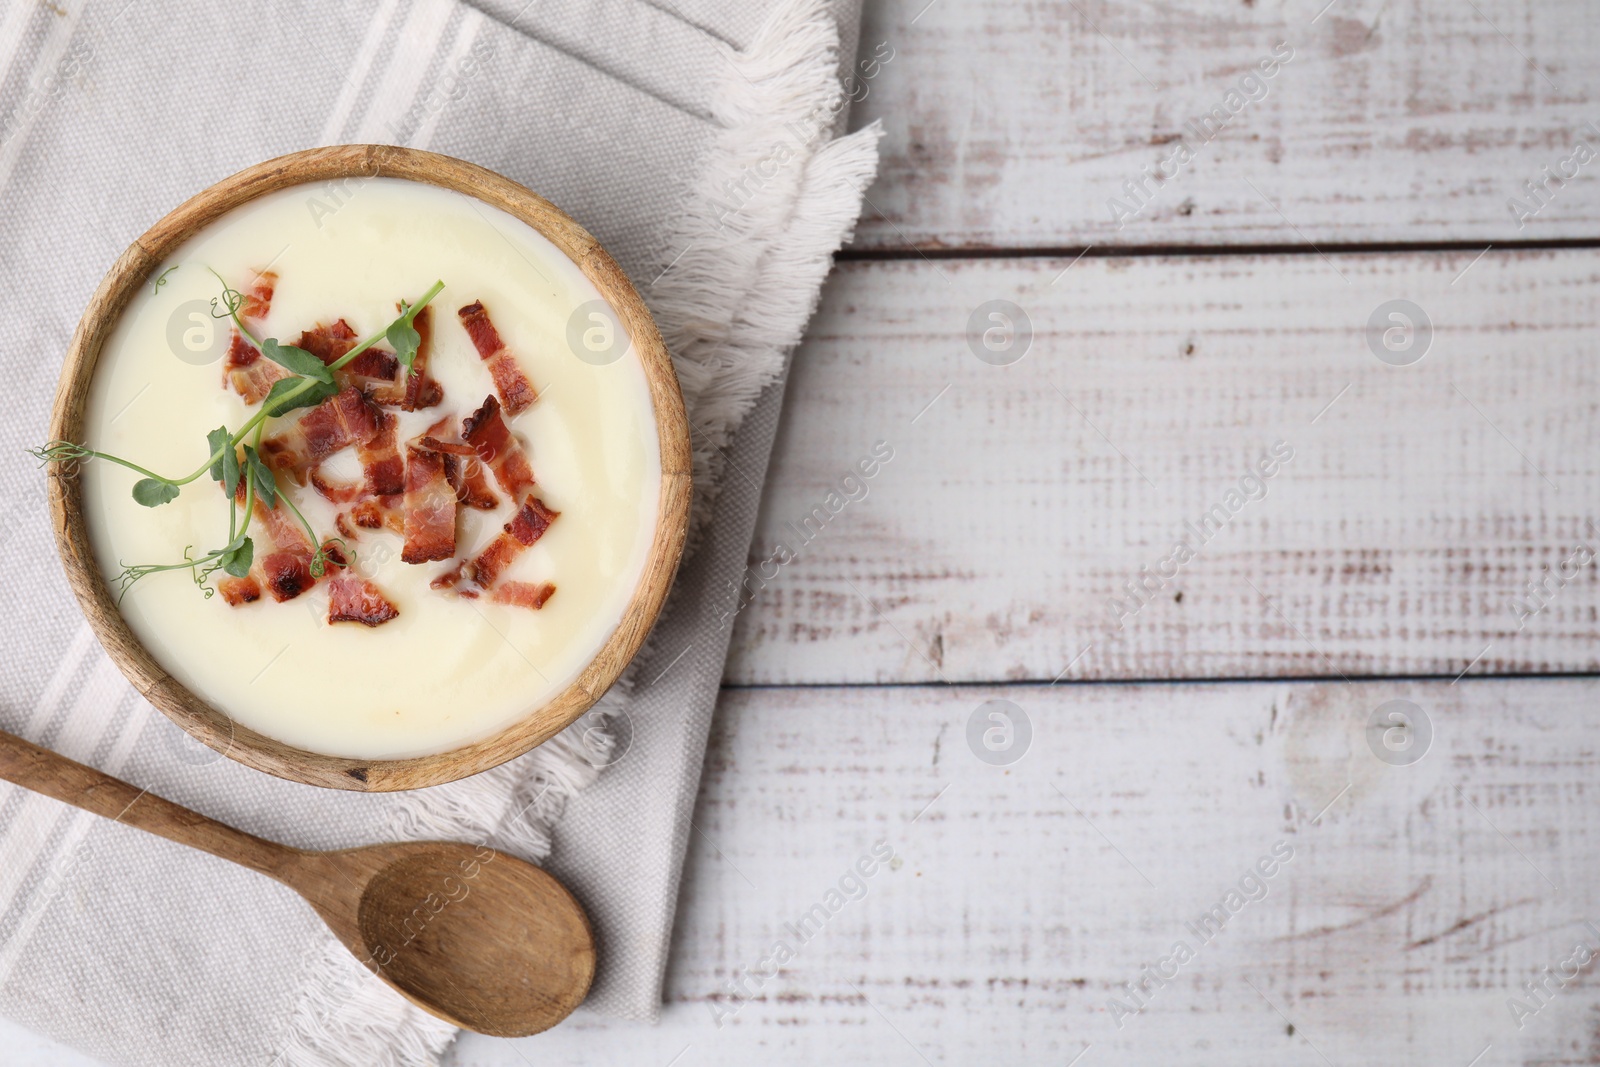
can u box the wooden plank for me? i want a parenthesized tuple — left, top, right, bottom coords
(725, 250, 1600, 686)
(850, 0, 1600, 250)
(450, 679, 1600, 1066)
(0, 1022, 99, 1067)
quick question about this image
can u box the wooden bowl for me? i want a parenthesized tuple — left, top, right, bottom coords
(45, 145, 691, 791)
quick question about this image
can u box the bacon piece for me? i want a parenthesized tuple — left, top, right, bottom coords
(419, 436, 475, 456)
(349, 497, 405, 534)
(261, 550, 314, 602)
(360, 411, 405, 496)
(223, 330, 290, 404)
(217, 575, 261, 606)
(297, 317, 442, 408)
(401, 306, 443, 411)
(249, 495, 317, 602)
(311, 469, 365, 504)
(413, 417, 497, 510)
(507, 495, 558, 544)
(221, 271, 284, 403)
(238, 270, 276, 329)
(461, 395, 536, 499)
(430, 561, 466, 593)
(414, 417, 467, 517)
(313, 409, 405, 512)
(402, 445, 456, 564)
(458, 301, 537, 415)
(301, 386, 384, 462)
(215, 481, 310, 606)
(489, 581, 555, 610)
(297, 319, 402, 394)
(467, 496, 558, 587)
(296, 319, 357, 363)
(418, 414, 475, 457)
(327, 572, 400, 627)
(296, 320, 354, 363)
(254, 495, 312, 555)
(467, 540, 519, 589)
(261, 386, 383, 485)
(450, 457, 499, 510)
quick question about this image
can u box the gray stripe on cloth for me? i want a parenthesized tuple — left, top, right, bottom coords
(0, 0, 874, 1059)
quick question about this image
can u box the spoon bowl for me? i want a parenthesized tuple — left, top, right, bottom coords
(0, 728, 595, 1036)
(348, 843, 594, 1036)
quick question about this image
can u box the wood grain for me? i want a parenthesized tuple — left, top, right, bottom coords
(726, 249, 1600, 685)
(851, 0, 1600, 250)
(449, 679, 1600, 1066)
(45, 145, 691, 791)
(0, 728, 595, 1037)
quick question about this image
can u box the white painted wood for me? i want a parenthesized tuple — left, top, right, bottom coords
(851, 0, 1600, 250)
(15, 678, 1599, 1065)
(726, 249, 1600, 685)
(0, 1016, 104, 1066)
(443, 679, 1600, 1066)
(11, 7, 1598, 1064)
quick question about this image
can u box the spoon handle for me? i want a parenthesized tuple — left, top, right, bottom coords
(0, 728, 296, 877)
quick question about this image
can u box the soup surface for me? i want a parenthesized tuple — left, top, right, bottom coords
(81, 178, 660, 760)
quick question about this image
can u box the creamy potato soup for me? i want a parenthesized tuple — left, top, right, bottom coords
(79, 179, 660, 759)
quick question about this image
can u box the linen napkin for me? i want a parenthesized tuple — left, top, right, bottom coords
(0, 0, 878, 1063)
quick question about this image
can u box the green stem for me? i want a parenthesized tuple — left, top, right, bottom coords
(72, 449, 170, 482)
(328, 278, 445, 371)
(172, 279, 446, 487)
(174, 401, 284, 485)
(237, 441, 256, 540)
(207, 267, 262, 349)
(278, 489, 318, 549)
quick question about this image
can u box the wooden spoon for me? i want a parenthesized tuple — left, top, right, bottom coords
(0, 728, 595, 1037)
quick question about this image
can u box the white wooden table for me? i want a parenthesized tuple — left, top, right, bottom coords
(15, 0, 1600, 1062)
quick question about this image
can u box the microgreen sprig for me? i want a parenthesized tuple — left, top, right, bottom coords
(33, 270, 443, 598)
(387, 281, 443, 373)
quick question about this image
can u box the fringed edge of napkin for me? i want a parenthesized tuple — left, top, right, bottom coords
(648, 0, 883, 544)
(268, 705, 624, 1067)
(272, 0, 881, 1058)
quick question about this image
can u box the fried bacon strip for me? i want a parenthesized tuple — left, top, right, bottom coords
(466, 495, 559, 587)
(401, 444, 456, 563)
(416, 412, 500, 512)
(220, 485, 399, 619)
(488, 581, 555, 610)
(222, 271, 287, 404)
(462, 395, 536, 499)
(401, 305, 443, 411)
(252, 493, 318, 602)
(457, 301, 537, 415)
(327, 571, 400, 626)
(310, 468, 364, 504)
(450, 457, 499, 510)
(214, 282, 555, 619)
(223, 331, 290, 404)
(261, 386, 384, 485)
(295, 319, 356, 364)
(341, 497, 405, 537)
(360, 411, 405, 496)
(295, 317, 442, 409)
(238, 270, 276, 328)
(217, 575, 261, 605)
(297, 320, 401, 393)
(296, 391, 404, 510)
(260, 551, 314, 602)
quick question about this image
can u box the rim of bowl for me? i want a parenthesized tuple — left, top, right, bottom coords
(45, 145, 691, 791)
